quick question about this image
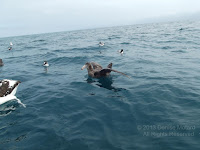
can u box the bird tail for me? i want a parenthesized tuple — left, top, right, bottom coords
(107, 63, 112, 69)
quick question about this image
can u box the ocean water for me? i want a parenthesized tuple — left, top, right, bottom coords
(0, 21, 200, 150)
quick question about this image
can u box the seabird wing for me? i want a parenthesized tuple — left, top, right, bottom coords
(110, 69, 130, 78)
(0, 79, 20, 97)
(0, 80, 9, 97)
(97, 68, 130, 78)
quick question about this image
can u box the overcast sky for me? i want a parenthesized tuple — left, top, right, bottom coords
(0, 0, 200, 37)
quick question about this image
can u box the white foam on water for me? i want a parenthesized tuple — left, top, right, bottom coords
(15, 97, 26, 108)
(0, 95, 26, 108)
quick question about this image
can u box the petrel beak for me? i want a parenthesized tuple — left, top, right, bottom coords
(81, 65, 87, 70)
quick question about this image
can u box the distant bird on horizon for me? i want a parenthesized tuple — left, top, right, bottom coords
(99, 42, 104, 47)
(81, 62, 129, 78)
(43, 61, 49, 67)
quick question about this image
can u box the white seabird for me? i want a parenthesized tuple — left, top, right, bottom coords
(99, 42, 105, 47)
(43, 61, 49, 67)
(0, 79, 25, 107)
(118, 49, 124, 54)
(10, 42, 13, 46)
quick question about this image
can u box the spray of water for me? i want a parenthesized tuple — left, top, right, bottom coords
(15, 97, 26, 108)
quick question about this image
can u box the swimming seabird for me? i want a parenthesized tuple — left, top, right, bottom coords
(99, 42, 104, 47)
(43, 61, 49, 67)
(0, 79, 25, 107)
(81, 62, 129, 78)
(0, 59, 3, 66)
(8, 42, 13, 50)
(118, 49, 124, 54)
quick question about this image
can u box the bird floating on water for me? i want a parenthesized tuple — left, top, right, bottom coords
(0, 79, 25, 107)
(8, 42, 13, 50)
(81, 62, 129, 78)
(43, 61, 49, 67)
(99, 42, 104, 47)
(0, 59, 4, 66)
(118, 49, 124, 54)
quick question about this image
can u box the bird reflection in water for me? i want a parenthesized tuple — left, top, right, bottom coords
(86, 76, 124, 92)
(44, 67, 48, 73)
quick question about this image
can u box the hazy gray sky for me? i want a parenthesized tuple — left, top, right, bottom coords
(1, 0, 200, 37)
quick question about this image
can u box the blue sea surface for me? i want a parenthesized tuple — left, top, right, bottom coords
(0, 21, 200, 150)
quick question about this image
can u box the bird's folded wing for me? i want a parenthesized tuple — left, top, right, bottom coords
(0, 81, 9, 97)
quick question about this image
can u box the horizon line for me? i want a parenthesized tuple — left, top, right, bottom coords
(0, 19, 193, 39)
